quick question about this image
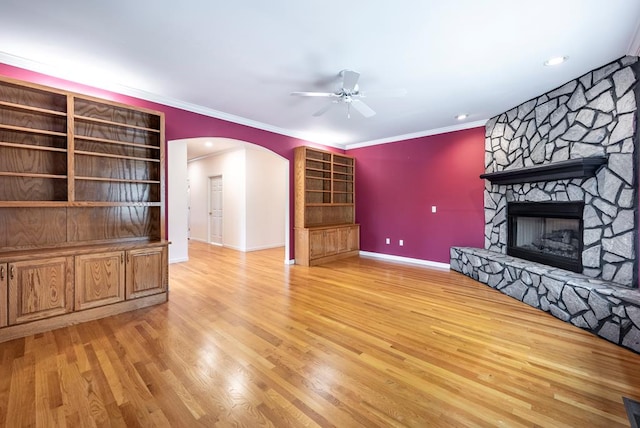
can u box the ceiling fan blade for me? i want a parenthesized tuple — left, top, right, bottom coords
(290, 91, 335, 97)
(361, 88, 408, 98)
(341, 70, 360, 92)
(312, 102, 336, 117)
(351, 99, 376, 118)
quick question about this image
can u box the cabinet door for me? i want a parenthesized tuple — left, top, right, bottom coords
(126, 247, 167, 299)
(0, 263, 7, 327)
(324, 229, 338, 255)
(8, 257, 73, 325)
(337, 226, 359, 253)
(75, 252, 125, 310)
(309, 230, 326, 260)
(338, 227, 351, 253)
(347, 226, 360, 251)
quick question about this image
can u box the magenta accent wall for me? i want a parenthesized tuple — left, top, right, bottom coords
(0, 63, 486, 264)
(347, 128, 486, 264)
(0, 63, 341, 258)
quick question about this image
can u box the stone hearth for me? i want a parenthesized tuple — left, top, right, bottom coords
(451, 247, 640, 353)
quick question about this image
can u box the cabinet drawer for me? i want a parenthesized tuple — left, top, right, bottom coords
(8, 257, 73, 325)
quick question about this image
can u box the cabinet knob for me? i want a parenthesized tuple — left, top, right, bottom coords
(10, 265, 15, 280)
(0, 266, 4, 281)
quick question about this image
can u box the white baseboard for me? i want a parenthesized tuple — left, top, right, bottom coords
(169, 257, 189, 264)
(189, 237, 208, 243)
(246, 243, 286, 252)
(359, 251, 450, 270)
(224, 244, 243, 251)
(286, 259, 295, 265)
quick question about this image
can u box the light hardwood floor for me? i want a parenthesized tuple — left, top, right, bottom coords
(1, 241, 639, 427)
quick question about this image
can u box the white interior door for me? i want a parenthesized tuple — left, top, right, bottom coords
(209, 175, 223, 245)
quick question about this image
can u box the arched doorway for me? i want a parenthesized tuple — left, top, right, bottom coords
(167, 137, 290, 263)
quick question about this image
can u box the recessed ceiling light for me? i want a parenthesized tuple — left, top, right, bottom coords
(544, 56, 569, 66)
(455, 114, 468, 120)
(205, 141, 213, 147)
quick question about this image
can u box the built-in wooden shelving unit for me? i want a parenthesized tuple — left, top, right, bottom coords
(294, 146, 359, 266)
(0, 76, 168, 342)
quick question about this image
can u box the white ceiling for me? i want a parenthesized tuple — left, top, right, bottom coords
(1, 1, 639, 150)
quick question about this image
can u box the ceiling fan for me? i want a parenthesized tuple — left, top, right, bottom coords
(290, 69, 379, 119)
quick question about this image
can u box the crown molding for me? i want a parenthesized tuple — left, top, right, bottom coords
(344, 119, 487, 150)
(0, 51, 486, 151)
(0, 51, 347, 149)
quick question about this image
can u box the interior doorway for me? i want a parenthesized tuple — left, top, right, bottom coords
(168, 137, 290, 263)
(209, 175, 223, 245)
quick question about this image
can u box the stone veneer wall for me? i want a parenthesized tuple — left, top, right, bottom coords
(484, 56, 639, 287)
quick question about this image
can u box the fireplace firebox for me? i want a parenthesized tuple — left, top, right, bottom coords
(507, 202, 584, 272)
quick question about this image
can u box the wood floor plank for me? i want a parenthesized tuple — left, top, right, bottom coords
(0, 240, 639, 426)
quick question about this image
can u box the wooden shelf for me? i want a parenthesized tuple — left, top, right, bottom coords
(75, 176, 160, 184)
(305, 166, 332, 173)
(75, 150, 161, 163)
(0, 123, 66, 137)
(68, 201, 163, 207)
(75, 115, 160, 133)
(0, 201, 69, 208)
(0, 171, 67, 179)
(74, 134, 160, 150)
(0, 141, 66, 153)
(0, 100, 67, 117)
(0, 201, 162, 208)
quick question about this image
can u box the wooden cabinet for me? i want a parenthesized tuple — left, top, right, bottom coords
(0, 76, 167, 342)
(126, 247, 167, 299)
(294, 146, 359, 266)
(8, 257, 73, 325)
(296, 225, 360, 266)
(75, 251, 125, 310)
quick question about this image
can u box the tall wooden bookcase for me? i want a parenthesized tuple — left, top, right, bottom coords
(294, 146, 359, 266)
(0, 76, 168, 342)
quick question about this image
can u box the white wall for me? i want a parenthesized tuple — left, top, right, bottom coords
(188, 149, 247, 250)
(245, 148, 287, 251)
(187, 146, 287, 253)
(167, 140, 189, 263)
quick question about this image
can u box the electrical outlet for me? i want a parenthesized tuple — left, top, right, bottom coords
(432, 206, 437, 213)
(385, 238, 390, 244)
(399, 239, 404, 246)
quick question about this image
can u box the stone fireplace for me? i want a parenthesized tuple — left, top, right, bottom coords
(450, 56, 640, 354)
(483, 56, 639, 288)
